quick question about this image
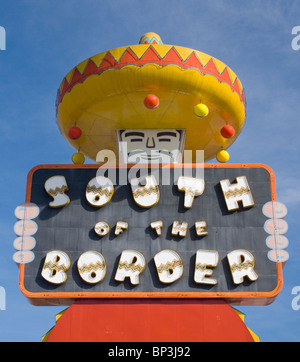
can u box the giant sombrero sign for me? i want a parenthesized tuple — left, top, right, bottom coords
(16, 163, 284, 306)
(55, 33, 246, 164)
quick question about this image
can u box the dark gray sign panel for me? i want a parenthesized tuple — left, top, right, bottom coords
(18, 164, 283, 306)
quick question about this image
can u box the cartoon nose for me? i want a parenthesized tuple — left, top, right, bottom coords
(146, 137, 156, 148)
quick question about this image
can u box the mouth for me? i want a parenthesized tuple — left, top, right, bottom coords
(128, 150, 174, 158)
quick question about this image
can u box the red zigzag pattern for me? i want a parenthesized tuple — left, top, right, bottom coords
(56, 46, 245, 106)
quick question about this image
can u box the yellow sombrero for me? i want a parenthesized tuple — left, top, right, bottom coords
(56, 32, 246, 163)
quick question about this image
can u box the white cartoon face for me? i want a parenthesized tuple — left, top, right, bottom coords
(117, 129, 185, 164)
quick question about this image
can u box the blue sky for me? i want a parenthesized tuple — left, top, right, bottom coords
(0, 0, 300, 341)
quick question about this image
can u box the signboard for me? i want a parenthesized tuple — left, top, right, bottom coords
(18, 163, 283, 306)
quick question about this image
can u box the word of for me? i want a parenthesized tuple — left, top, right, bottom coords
(94, 221, 129, 236)
(263, 201, 289, 263)
(291, 286, 300, 311)
(41, 248, 258, 286)
(0, 26, 5, 51)
(292, 26, 300, 50)
(45, 174, 254, 212)
(0, 286, 5, 310)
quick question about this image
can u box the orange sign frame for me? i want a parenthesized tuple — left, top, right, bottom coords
(19, 163, 283, 306)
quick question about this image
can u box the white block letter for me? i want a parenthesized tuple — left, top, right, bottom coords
(77, 251, 106, 284)
(94, 221, 110, 236)
(115, 221, 128, 236)
(86, 176, 114, 207)
(45, 176, 70, 208)
(227, 249, 258, 284)
(195, 221, 208, 236)
(150, 220, 163, 236)
(130, 175, 159, 208)
(154, 249, 183, 284)
(172, 221, 188, 237)
(177, 176, 205, 208)
(41, 250, 70, 284)
(194, 250, 219, 285)
(220, 176, 254, 211)
(115, 250, 146, 285)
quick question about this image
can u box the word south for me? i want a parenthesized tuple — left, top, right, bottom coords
(45, 174, 255, 212)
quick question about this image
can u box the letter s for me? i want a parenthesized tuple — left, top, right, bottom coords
(291, 26, 300, 50)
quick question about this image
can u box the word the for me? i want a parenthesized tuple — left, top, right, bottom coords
(41, 248, 258, 286)
(291, 286, 300, 311)
(0, 286, 6, 310)
(0, 26, 5, 51)
(292, 26, 300, 50)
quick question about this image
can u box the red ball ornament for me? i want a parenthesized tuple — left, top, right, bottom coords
(144, 94, 159, 109)
(68, 126, 82, 140)
(221, 125, 235, 138)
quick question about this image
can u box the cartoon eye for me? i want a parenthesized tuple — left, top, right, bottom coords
(158, 138, 171, 142)
(130, 138, 144, 142)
